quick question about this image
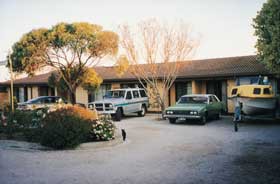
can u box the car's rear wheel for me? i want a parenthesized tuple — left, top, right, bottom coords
(138, 105, 146, 117)
(114, 108, 122, 121)
(215, 111, 222, 120)
(169, 118, 176, 124)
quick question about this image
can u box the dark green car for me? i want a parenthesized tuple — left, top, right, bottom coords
(164, 94, 224, 125)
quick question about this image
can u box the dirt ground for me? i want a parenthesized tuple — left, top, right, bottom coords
(1, 114, 280, 184)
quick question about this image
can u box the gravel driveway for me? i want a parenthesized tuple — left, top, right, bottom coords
(1, 114, 280, 184)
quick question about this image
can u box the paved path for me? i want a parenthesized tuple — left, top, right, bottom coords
(1, 114, 280, 184)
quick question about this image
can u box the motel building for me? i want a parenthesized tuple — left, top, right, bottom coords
(0, 55, 279, 113)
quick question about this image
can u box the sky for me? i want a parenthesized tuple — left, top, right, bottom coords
(0, 0, 266, 81)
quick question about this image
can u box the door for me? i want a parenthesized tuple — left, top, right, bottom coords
(132, 90, 141, 112)
(206, 80, 227, 112)
(124, 90, 134, 113)
(208, 95, 222, 117)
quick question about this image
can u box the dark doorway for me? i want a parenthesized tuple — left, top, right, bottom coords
(206, 81, 222, 100)
(24, 87, 28, 101)
(206, 80, 227, 112)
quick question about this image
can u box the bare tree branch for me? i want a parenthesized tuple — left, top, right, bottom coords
(119, 19, 198, 118)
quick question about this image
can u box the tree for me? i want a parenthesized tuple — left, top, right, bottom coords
(253, 0, 280, 74)
(9, 22, 118, 103)
(119, 19, 198, 117)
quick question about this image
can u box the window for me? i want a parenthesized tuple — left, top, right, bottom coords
(39, 86, 49, 96)
(42, 97, 51, 103)
(140, 90, 147, 97)
(263, 88, 271, 95)
(210, 96, 218, 103)
(175, 82, 192, 101)
(105, 90, 126, 98)
(0, 87, 7, 93)
(178, 96, 208, 104)
(253, 88, 261, 95)
(120, 83, 147, 88)
(94, 84, 111, 101)
(231, 88, 238, 95)
(132, 90, 140, 98)
(126, 91, 132, 100)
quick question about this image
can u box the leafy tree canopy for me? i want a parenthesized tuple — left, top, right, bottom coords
(253, 0, 280, 74)
(9, 22, 118, 103)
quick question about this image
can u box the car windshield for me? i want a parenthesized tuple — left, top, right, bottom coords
(178, 96, 208, 104)
(104, 90, 126, 98)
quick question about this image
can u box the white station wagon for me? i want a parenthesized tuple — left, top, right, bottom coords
(88, 88, 149, 121)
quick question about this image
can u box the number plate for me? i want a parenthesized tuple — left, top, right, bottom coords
(178, 117, 186, 121)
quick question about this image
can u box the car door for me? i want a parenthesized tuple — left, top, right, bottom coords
(124, 90, 134, 113)
(132, 90, 141, 112)
(208, 95, 221, 116)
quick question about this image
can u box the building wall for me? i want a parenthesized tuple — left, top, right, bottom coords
(76, 86, 88, 105)
(191, 80, 206, 94)
(28, 87, 32, 100)
(227, 79, 236, 113)
(111, 83, 120, 89)
(32, 87, 39, 98)
(170, 84, 176, 105)
(19, 87, 24, 102)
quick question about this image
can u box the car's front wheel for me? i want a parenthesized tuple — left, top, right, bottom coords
(114, 108, 122, 121)
(169, 118, 176, 124)
(200, 114, 207, 125)
(138, 105, 146, 117)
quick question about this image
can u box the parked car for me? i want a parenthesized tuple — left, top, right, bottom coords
(88, 88, 149, 121)
(17, 96, 66, 111)
(164, 94, 224, 125)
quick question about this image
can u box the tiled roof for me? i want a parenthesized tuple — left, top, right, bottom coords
(0, 55, 272, 85)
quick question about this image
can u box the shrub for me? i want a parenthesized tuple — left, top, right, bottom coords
(1, 109, 46, 140)
(40, 106, 93, 149)
(57, 104, 98, 120)
(91, 115, 116, 141)
(23, 128, 43, 142)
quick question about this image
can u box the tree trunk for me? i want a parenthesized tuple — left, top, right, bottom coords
(160, 102, 166, 120)
(70, 91, 76, 104)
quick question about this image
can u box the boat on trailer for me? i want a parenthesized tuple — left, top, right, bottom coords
(229, 84, 278, 116)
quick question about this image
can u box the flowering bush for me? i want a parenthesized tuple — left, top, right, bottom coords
(91, 115, 116, 141)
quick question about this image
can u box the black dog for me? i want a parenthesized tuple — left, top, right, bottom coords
(121, 129, 126, 141)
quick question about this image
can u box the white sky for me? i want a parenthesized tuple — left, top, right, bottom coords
(0, 0, 266, 81)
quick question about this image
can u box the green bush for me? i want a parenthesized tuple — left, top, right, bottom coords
(40, 107, 93, 149)
(23, 128, 43, 142)
(3, 109, 46, 139)
(1, 105, 116, 149)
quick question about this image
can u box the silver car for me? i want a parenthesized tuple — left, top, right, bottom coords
(88, 88, 149, 121)
(17, 96, 65, 111)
